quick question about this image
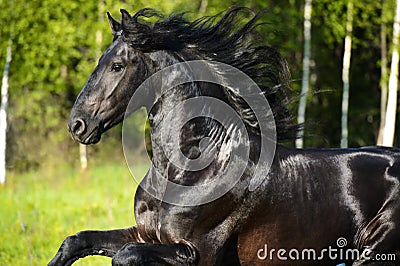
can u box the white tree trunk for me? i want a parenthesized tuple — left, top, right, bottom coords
(383, 0, 400, 147)
(79, 143, 87, 170)
(341, 0, 353, 148)
(296, 0, 312, 148)
(377, 6, 389, 146)
(199, 0, 208, 13)
(78, 0, 105, 170)
(0, 40, 12, 184)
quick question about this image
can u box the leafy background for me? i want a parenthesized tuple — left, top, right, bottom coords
(1, 0, 399, 170)
(0, 0, 399, 265)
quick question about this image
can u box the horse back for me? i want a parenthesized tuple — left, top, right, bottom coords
(237, 145, 400, 265)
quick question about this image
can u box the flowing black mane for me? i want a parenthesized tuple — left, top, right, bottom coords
(117, 7, 298, 140)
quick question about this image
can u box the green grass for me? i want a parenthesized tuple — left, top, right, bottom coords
(0, 162, 149, 266)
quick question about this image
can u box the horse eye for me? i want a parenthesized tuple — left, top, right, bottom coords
(111, 63, 124, 72)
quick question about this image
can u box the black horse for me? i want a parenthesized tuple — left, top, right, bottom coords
(49, 7, 400, 266)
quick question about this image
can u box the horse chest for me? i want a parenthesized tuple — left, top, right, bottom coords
(134, 188, 200, 244)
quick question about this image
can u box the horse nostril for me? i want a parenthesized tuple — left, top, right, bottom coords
(72, 118, 86, 136)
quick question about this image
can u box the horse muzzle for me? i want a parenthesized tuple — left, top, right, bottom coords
(68, 117, 103, 144)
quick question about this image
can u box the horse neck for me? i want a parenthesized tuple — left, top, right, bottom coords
(146, 51, 246, 184)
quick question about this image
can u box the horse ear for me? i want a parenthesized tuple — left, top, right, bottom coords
(120, 9, 132, 29)
(107, 12, 121, 36)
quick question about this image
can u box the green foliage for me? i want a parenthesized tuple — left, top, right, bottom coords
(302, 0, 399, 147)
(0, 163, 148, 265)
(0, 0, 398, 166)
(0, 0, 399, 264)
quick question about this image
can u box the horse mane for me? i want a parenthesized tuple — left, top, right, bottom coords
(119, 7, 299, 141)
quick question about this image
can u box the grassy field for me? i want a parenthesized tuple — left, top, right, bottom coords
(0, 162, 148, 265)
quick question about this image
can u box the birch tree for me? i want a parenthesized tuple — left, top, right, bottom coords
(77, 0, 106, 170)
(198, 0, 208, 13)
(377, 0, 389, 145)
(383, 0, 400, 146)
(296, 0, 312, 148)
(0, 40, 12, 184)
(340, 0, 353, 148)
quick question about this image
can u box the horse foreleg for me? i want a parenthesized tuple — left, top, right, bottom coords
(48, 226, 140, 266)
(111, 240, 198, 266)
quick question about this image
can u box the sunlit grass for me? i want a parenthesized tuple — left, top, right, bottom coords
(0, 162, 149, 265)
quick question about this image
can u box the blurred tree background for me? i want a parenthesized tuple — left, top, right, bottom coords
(0, 0, 399, 172)
(1, 0, 400, 265)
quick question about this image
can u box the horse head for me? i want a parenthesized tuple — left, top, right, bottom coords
(68, 10, 150, 144)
